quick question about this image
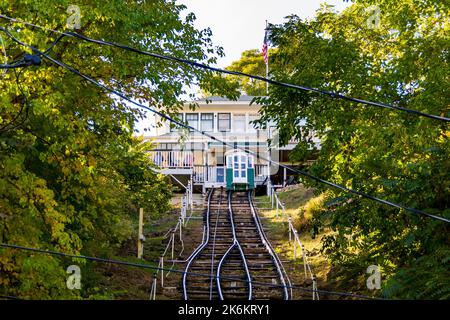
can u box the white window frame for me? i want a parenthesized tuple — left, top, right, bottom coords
(185, 113, 199, 132)
(200, 113, 214, 132)
(233, 113, 246, 133)
(218, 113, 231, 132)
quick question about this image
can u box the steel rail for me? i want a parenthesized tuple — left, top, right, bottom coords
(248, 190, 291, 300)
(208, 188, 224, 299)
(216, 191, 253, 300)
(182, 189, 213, 300)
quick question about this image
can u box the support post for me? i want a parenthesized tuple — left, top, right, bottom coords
(153, 276, 157, 300)
(302, 248, 307, 279)
(271, 186, 274, 209)
(160, 257, 164, 288)
(137, 208, 144, 259)
(293, 238, 297, 259)
(181, 196, 186, 225)
(171, 233, 175, 260)
(150, 274, 157, 300)
(189, 177, 193, 210)
(313, 275, 319, 300)
(288, 217, 292, 242)
(276, 197, 279, 217)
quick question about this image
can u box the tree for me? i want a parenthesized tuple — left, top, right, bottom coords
(201, 48, 278, 98)
(225, 49, 276, 96)
(0, 0, 233, 299)
(254, 0, 449, 298)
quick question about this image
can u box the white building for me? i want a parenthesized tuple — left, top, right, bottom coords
(145, 95, 319, 192)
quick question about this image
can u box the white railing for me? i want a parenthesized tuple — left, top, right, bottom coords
(193, 165, 217, 183)
(287, 217, 319, 300)
(149, 215, 184, 300)
(181, 178, 194, 225)
(192, 165, 204, 183)
(267, 183, 319, 300)
(150, 150, 194, 168)
(149, 178, 193, 300)
(254, 164, 268, 182)
(193, 165, 268, 184)
(268, 183, 286, 218)
(193, 165, 223, 184)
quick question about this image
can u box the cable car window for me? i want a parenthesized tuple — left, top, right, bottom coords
(248, 157, 253, 168)
(241, 155, 246, 162)
(241, 163, 245, 169)
(227, 156, 232, 168)
(241, 170, 246, 178)
(234, 163, 239, 169)
(234, 170, 239, 178)
(234, 155, 238, 162)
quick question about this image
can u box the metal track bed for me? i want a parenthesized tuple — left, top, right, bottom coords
(182, 189, 291, 300)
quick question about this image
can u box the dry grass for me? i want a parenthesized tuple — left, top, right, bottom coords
(255, 185, 334, 299)
(89, 194, 205, 300)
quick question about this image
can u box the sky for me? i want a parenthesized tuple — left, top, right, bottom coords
(177, 0, 351, 68)
(136, 0, 351, 134)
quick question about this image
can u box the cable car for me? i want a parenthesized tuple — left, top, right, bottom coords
(225, 150, 255, 191)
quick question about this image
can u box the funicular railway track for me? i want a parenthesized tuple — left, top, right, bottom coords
(182, 188, 291, 300)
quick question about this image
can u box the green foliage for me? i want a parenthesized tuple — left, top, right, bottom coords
(300, 193, 327, 230)
(384, 246, 450, 299)
(291, 193, 326, 232)
(0, 0, 231, 299)
(255, 0, 450, 299)
(225, 49, 277, 96)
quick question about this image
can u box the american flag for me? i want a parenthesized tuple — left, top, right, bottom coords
(262, 29, 268, 65)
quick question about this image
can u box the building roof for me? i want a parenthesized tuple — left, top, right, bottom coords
(194, 95, 266, 103)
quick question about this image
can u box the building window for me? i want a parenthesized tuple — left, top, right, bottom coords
(201, 113, 214, 132)
(170, 114, 183, 132)
(218, 113, 231, 132)
(185, 113, 198, 131)
(233, 113, 246, 132)
(248, 114, 259, 133)
(216, 149, 224, 165)
(248, 156, 253, 168)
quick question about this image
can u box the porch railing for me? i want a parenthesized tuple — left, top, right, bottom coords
(254, 164, 268, 182)
(192, 165, 268, 184)
(150, 150, 194, 168)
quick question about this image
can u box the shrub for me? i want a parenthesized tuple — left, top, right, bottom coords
(294, 193, 327, 231)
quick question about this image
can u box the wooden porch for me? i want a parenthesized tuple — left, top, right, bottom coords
(149, 150, 269, 186)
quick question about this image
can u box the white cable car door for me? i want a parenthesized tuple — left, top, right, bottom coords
(233, 154, 247, 184)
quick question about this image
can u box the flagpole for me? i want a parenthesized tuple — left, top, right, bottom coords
(265, 20, 269, 95)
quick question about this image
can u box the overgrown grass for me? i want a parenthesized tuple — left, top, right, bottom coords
(255, 185, 335, 299)
(88, 196, 185, 300)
